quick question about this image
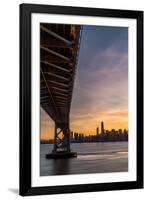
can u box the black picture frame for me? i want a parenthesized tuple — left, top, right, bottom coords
(19, 3, 144, 196)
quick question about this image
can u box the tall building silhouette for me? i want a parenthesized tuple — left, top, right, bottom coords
(101, 121, 104, 134)
(96, 127, 99, 136)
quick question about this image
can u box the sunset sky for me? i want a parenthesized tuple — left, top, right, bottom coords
(41, 25, 128, 140)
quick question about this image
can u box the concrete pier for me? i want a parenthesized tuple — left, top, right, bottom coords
(46, 151, 77, 159)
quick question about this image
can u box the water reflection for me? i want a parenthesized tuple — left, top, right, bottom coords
(52, 159, 70, 175)
(40, 142, 128, 176)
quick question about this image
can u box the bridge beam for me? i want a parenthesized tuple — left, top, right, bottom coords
(41, 23, 82, 159)
(40, 25, 73, 46)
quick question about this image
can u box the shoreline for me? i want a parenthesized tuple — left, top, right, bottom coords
(40, 140, 128, 144)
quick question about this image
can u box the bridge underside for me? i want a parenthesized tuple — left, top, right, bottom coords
(40, 23, 82, 157)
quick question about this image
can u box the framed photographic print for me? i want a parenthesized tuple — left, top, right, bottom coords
(19, 3, 143, 196)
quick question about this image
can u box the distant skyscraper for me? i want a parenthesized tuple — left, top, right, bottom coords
(101, 121, 104, 134)
(96, 127, 99, 136)
(70, 131, 73, 140)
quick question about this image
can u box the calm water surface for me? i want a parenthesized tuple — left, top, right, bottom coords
(40, 142, 128, 176)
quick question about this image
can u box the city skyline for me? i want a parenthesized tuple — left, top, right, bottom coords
(41, 107, 128, 140)
(41, 25, 128, 140)
(41, 120, 128, 142)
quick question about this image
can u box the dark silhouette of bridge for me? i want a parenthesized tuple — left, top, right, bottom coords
(40, 23, 82, 158)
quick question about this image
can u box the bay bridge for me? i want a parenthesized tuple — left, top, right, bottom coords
(40, 23, 82, 158)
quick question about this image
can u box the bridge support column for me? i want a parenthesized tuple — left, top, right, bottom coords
(53, 123, 70, 153)
(46, 123, 77, 159)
